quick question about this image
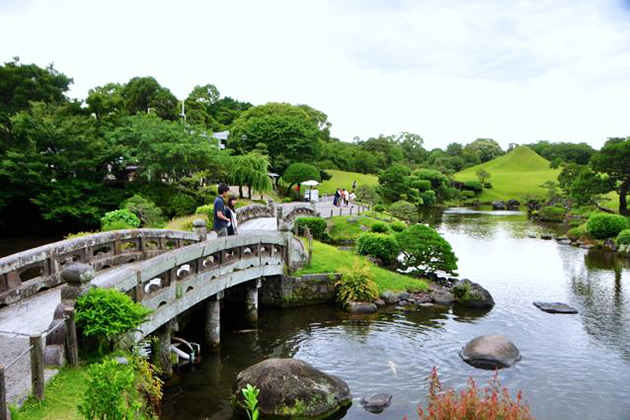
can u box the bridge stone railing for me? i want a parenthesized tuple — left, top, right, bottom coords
(236, 203, 275, 225)
(68, 231, 304, 338)
(0, 229, 201, 307)
(283, 204, 319, 223)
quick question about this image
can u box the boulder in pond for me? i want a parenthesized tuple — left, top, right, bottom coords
(232, 358, 352, 418)
(491, 201, 507, 210)
(380, 291, 399, 305)
(431, 289, 455, 305)
(506, 199, 521, 210)
(373, 298, 386, 308)
(452, 279, 495, 309)
(460, 335, 521, 369)
(360, 393, 392, 413)
(347, 301, 378, 314)
(533, 302, 578, 314)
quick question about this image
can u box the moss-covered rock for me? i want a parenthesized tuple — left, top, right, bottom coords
(232, 358, 352, 419)
(452, 279, 495, 309)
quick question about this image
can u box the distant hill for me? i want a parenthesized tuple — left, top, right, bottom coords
(453, 146, 560, 201)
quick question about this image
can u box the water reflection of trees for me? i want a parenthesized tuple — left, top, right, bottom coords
(568, 251, 630, 360)
(452, 304, 492, 323)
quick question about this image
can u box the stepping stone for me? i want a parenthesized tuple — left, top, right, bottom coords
(533, 302, 578, 314)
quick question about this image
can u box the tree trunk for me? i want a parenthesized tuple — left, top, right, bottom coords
(287, 183, 294, 195)
(620, 180, 629, 215)
(248, 184, 252, 200)
(239, 184, 243, 199)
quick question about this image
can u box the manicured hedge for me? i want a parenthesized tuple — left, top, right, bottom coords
(586, 213, 629, 239)
(295, 217, 328, 240)
(356, 232, 400, 265)
(617, 229, 630, 245)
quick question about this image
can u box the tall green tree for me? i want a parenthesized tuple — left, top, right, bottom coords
(378, 165, 411, 202)
(121, 76, 178, 121)
(0, 57, 72, 139)
(591, 137, 630, 214)
(464, 138, 504, 163)
(282, 162, 320, 194)
(228, 102, 322, 173)
(229, 152, 272, 199)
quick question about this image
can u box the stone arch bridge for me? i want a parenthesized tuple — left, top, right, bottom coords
(0, 202, 356, 408)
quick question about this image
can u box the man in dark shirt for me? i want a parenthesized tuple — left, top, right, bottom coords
(213, 183, 231, 237)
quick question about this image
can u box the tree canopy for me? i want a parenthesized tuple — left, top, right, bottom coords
(591, 137, 630, 214)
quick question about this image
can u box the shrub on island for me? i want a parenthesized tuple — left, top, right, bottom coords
(586, 213, 629, 239)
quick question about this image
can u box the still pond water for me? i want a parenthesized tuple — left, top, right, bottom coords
(163, 208, 630, 420)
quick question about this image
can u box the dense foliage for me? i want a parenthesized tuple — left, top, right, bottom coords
(537, 205, 566, 222)
(122, 195, 164, 228)
(356, 232, 400, 265)
(370, 222, 390, 233)
(75, 288, 151, 353)
(389, 200, 419, 223)
(396, 224, 458, 275)
(590, 137, 630, 215)
(335, 260, 379, 306)
(295, 217, 328, 240)
(79, 356, 163, 420)
(100, 209, 141, 231)
(616, 229, 630, 245)
(586, 213, 629, 239)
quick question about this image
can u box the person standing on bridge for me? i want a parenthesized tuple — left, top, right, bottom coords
(226, 195, 239, 236)
(214, 183, 231, 237)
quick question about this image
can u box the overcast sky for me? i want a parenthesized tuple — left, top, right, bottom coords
(2, 0, 630, 149)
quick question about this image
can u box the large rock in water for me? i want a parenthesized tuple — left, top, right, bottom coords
(360, 393, 392, 413)
(452, 279, 495, 309)
(232, 358, 352, 418)
(492, 201, 507, 210)
(460, 335, 521, 369)
(533, 302, 578, 314)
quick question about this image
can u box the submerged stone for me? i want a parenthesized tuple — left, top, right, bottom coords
(460, 335, 521, 369)
(232, 358, 352, 419)
(347, 301, 378, 314)
(360, 393, 392, 413)
(533, 302, 578, 314)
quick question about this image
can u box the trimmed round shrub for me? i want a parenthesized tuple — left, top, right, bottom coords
(419, 190, 437, 206)
(373, 204, 386, 213)
(395, 224, 458, 275)
(538, 205, 566, 222)
(370, 222, 389, 233)
(461, 190, 476, 198)
(195, 204, 214, 219)
(356, 232, 400, 265)
(390, 221, 407, 232)
(122, 194, 164, 228)
(335, 261, 379, 307)
(166, 193, 198, 217)
(463, 180, 483, 192)
(484, 182, 493, 189)
(100, 209, 141, 231)
(617, 229, 630, 245)
(389, 200, 418, 223)
(410, 179, 432, 192)
(586, 213, 629, 239)
(295, 217, 328, 240)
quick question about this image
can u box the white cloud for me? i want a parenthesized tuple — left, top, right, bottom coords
(1, 0, 630, 149)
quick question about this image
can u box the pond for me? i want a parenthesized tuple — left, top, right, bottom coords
(162, 208, 630, 420)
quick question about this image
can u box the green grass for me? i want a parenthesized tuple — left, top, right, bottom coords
(329, 214, 398, 242)
(453, 145, 560, 202)
(297, 240, 427, 292)
(319, 169, 378, 195)
(14, 366, 88, 420)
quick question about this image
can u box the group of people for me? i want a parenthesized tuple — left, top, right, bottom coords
(333, 187, 356, 207)
(212, 183, 239, 237)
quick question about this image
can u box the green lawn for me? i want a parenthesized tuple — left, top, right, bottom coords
(453, 146, 560, 202)
(329, 214, 399, 242)
(297, 240, 427, 293)
(14, 367, 88, 420)
(319, 170, 378, 195)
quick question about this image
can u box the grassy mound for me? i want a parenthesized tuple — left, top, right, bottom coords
(453, 145, 560, 202)
(297, 240, 427, 293)
(319, 170, 378, 195)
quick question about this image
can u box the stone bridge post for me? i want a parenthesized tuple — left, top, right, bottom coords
(193, 219, 207, 241)
(205, 292, 222, 348)
(245, 279, 262, 323)
(153, 320, 174, 379)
